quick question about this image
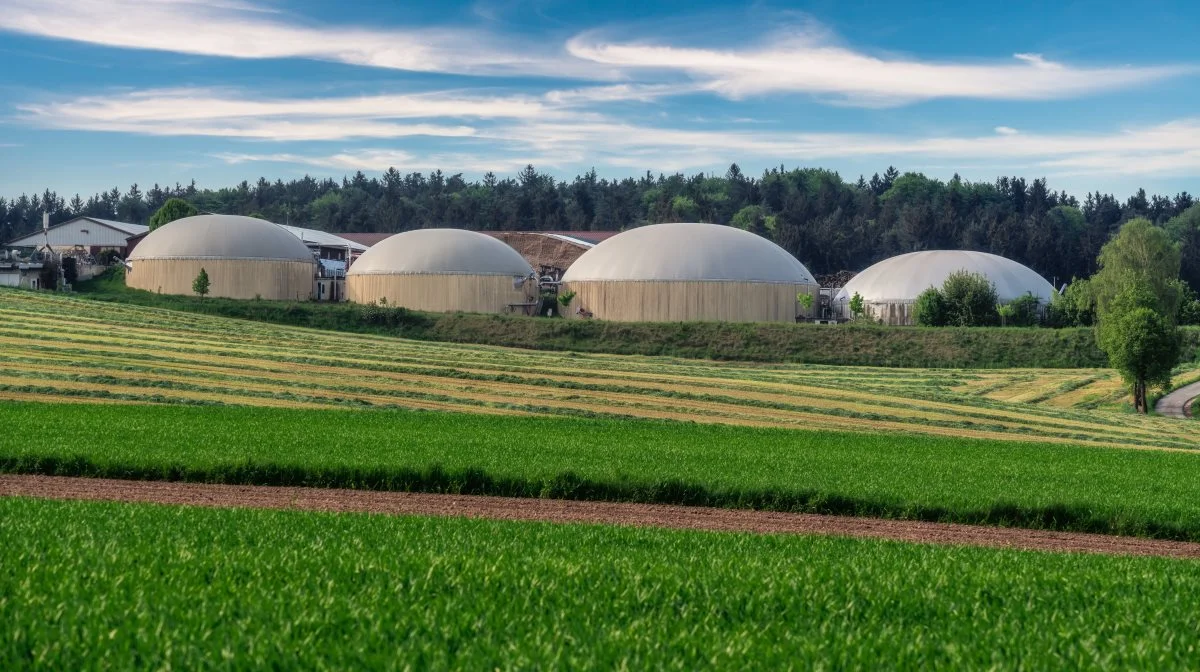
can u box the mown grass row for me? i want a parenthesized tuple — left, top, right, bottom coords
(4, 497, 1200, 669)
(5, 403, 1200, 539)
(0, 350, 1174, 448)
(75, 268, 1200, 369)
(3, 290, 1193, 448)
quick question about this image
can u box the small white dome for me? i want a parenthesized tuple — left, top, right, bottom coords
(562, 223, 816, 284)
(348, 229, 534, 276)
(835, 251, 1056, 303)
(131, 215, 314, 262)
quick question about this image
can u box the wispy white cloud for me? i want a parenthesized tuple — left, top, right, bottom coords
(202, 116, 1200, 178)
(543, 83, 697, 105)
(16, 88, 568, 141)
(22, 88, 555, 123)
(0, 0, 611, 78)
(3, 0, 1191, 110)
(566, 29, 1194, 104)
(16, 86, 646, 140)
(16, 83, 1200, 177)
(212, 149, 554, 174)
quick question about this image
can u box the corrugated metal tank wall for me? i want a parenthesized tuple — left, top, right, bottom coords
(346, 274, 536, 314)
(126, 259, 314, 300)
(560, 281, 819, 323)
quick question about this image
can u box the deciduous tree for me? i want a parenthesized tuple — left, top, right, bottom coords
(149, 198, 199, 231)
(192, 268, 210, 299)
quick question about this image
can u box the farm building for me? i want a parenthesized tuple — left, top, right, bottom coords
(5, 216, 148, 256)
(485, 231, 617, 282)
(559, 223, 819, 323)
(833, 250, 1057, 325)
(0, 249, 44, 289)
(126, 214, 316, 300)
(339, 230, 617, 281)
(277, 225, 368, 271)
(346, 228, 538, 313)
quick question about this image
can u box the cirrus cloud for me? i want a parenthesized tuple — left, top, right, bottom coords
(0, 0, 615, 79)
(565, 30, 1195, 104)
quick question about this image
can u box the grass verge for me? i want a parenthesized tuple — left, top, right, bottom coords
(3, 497, 1200, 668)
(71, 269, 1174, 369)
(4, 403, 1200, 539)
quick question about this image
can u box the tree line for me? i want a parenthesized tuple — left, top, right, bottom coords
(3, 164, 1198, 290)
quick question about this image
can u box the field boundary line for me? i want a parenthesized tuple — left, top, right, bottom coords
(4, 475, 1200, 559)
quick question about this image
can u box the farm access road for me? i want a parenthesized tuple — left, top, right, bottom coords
(1156, 381, 1200, 418)
(3, 475, 1199, 559)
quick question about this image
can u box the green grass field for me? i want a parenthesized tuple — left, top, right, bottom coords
(2, 289, 1195, 449)
(6, 402, 1200, 539)
(4, 497, 1199, 669)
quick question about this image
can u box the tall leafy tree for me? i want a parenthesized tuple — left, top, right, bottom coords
(1095, 284, 1179, 413)
(149, 198, 199, 231)
(1091, 219, 1183, 412)
(1090, 218, 1181, 318)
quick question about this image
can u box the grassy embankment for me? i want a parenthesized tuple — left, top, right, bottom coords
(4, 497, 1200, 669)
(6, 403, 1200, 539)
(73, 268, 1181, 369)
(2, 289, 1194, 446)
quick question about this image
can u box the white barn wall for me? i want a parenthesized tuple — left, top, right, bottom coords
(7, 218, 146, 250)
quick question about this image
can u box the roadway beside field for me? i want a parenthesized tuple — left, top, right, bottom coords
(1156, 380, 1200, 418)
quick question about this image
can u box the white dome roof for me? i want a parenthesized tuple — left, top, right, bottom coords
(130, 215, 315, 262)
(835, 251, 1056, 303)
(348, 229, 534, 276)
(561, 223, 816, 284)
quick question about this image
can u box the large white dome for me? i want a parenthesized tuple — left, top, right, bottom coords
(561, 223, 816, 284)
(130, 215, 314, 262)
(349, 229, 534, 276)
(835, 251, 1056, 303)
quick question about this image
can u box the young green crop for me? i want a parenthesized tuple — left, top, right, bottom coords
(3, 497, 1200, 669)
(5, 402, 1200, 539)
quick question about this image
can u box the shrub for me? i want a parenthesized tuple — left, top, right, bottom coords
(940, 271, 999, 327)
(358, 303, 422, 328)
(848, 292, 866, 320)
(996, 303, 1016, 327)
(1007, 294, 1041, 327)
(797, 292, 814, 313)
(1046, 279, 1095, 328)
(913, 288, 947, 326)
(558, 290, 576, 308)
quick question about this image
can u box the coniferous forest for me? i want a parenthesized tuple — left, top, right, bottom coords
(3, 164, 1199, 291)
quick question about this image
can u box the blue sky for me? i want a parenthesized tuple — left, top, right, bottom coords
(0, 0, 1197, 199)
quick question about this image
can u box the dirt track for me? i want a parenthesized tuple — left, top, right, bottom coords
(3, 474, 1199, 559)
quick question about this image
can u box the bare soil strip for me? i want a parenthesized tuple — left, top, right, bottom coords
(4, 475, 1199, 559)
